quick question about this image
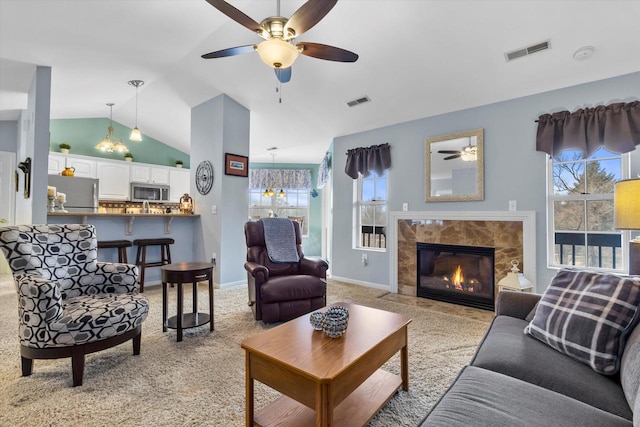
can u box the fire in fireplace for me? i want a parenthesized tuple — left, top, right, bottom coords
(417, 242, 495, 310)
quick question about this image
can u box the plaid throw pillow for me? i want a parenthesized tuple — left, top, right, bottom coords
(525, 269, 640, 375)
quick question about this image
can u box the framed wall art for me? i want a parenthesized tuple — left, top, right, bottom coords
(225, 153, 249, 177)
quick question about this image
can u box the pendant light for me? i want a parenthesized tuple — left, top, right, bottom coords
(96, 103, 128, 153)
(128, 80, 144, 142)
(262, 152, 285, 198)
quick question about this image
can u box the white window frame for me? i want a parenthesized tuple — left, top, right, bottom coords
(248, 188, 310, 236)
(354, 171, 387, 251)
(546, 150, 630, 273)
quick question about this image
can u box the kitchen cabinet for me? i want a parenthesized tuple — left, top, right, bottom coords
(130, 165, 170, 184)
(48, 153, 97, 178)
(169, 169, 191, 202)
(97, 161, 130, 200)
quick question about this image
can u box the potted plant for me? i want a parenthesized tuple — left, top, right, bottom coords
(124, 153, 133, 162)
(59, 143, 71, 154)
(175, 160, 184, 168)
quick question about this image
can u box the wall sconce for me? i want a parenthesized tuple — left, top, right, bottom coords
(17, 157, 31, 199)
(179, 193, 195, 214)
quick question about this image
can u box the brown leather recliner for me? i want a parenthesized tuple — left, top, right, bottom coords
(244, 219, 328, 323)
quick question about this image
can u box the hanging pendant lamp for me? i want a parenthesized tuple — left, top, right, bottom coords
(128, 80, 144, 142)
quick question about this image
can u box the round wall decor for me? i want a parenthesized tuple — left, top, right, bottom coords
(195, 160, 214, 195)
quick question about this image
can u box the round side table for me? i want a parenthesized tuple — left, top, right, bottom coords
(161, 262, 214, 342)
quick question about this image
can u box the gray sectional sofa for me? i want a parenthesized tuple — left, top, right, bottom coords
(420, 272, 640, 427)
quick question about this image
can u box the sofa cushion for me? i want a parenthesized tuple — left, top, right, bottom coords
(621, 324, 640, 410)
(472, 315, 632, 420)
(419, 366, 632, 427)
(524, 269, 640, 375)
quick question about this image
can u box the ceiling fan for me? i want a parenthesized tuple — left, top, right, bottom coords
(438, 140, 478, 161)
(201, 0, 358, 83)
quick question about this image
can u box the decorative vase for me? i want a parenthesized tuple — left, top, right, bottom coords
(322, 306, 349, 338)
(176, 163, 183, 168)
(310, 312, 325, 330)
(125, 157, 132, 162)
(60, 148, 69, 154)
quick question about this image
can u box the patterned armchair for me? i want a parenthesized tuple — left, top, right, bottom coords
(0, 224, 149, 386)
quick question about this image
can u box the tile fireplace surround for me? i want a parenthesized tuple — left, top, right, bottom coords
(389, 211, 536, 296)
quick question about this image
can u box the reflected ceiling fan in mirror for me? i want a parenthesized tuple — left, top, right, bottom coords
(438, 139, 478, 162)
(201, 0, 358, 84)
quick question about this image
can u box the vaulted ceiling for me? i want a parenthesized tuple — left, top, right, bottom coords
(1, 0, 639, 163)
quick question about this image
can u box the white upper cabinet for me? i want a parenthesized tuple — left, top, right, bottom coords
(130, 165, 170, 184)
(97, 161, 130, 200)
(48, 153, 97, 178)
(169, 169, 191, 202)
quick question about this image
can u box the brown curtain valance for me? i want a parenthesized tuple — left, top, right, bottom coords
(344, 143, 391, 179)
(536, 101, 640, 157)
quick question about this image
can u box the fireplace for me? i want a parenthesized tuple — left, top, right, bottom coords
(417, 242, 495, 310)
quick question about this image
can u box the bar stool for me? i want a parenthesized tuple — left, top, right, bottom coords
(161, 262, 214, 342)
(97, 239, 132, 263)
(133, 238, 175, 292)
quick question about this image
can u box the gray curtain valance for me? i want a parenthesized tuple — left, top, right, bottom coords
(344, 143, 391, 179)
(536, 101, 640, 157)
(249, 169, 311, 190)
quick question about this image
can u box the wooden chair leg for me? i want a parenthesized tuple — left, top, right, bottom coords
(21, 356, 33, 377)
(71, 352, 85, 387)
(133, 332, 141, 355)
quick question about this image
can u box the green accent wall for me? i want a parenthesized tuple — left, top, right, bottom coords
(249, 161, 322, 256)
(49, 118, 189, 168)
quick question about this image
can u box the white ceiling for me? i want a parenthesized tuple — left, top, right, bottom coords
(1, 0, 639, 163)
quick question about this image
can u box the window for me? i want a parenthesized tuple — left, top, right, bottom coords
(547, 147, 629, 271)
(356, 170, 387, 249)
(248, 188, 310, 235)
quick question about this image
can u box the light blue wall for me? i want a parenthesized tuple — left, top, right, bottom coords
(0, 121, 18, 152)
(191, 94, 250, 286)
(249, 162, 322, 256)
(49, 118, 190, 168)
(331, 71, 640, 292)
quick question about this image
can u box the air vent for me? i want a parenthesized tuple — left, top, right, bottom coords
(346, 96, 371, 107)
(505, 40, 550, 62)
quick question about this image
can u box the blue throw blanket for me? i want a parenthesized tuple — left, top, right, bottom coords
(262, 218, 300, 263)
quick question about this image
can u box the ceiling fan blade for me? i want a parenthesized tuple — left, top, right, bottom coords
(438, 150, 460, 154)
(298, 42, 358, 62)
(275, 67, 292, 83)
(201, 45, 255, 59)
(205, 0, 261, 32)
(284, 0, 338, 37)
(444, 154, 462, 160)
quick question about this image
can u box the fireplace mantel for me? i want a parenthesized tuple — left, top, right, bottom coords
(388, 211, 536, 294)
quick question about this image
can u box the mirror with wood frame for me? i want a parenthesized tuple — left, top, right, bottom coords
(425, 128, 484, 202)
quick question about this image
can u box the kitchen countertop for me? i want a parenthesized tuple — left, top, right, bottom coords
(47, 212, 200, 235)
(48, 212, 200, 217)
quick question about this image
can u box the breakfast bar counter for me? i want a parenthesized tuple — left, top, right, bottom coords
(48, 212, 200, 235)
(47, 212, 204, 287)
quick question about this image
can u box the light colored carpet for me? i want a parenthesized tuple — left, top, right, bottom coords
(0, 275, 492, 426)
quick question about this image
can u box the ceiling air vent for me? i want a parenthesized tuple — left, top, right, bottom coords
(505, 40, 550, 62)
(346, 96, 371, 107)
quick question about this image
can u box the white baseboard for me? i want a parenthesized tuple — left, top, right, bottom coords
(330, 276, 391, 292)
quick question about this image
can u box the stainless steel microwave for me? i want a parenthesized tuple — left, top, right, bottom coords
(130, 182, 170, 202)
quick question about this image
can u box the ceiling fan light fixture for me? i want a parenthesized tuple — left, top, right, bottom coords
(460, 145, 478, 162)
(256, 38, 299, 69)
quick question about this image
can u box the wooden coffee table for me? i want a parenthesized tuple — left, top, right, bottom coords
(241, 303, 412, 427)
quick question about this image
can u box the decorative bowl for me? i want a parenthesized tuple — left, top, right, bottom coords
(309, 312, 325, 331)
(322, 307, 349, 338)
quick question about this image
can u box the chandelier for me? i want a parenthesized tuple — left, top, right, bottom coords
(262, 152, 286, 198)
(95, 103, 128, 153)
